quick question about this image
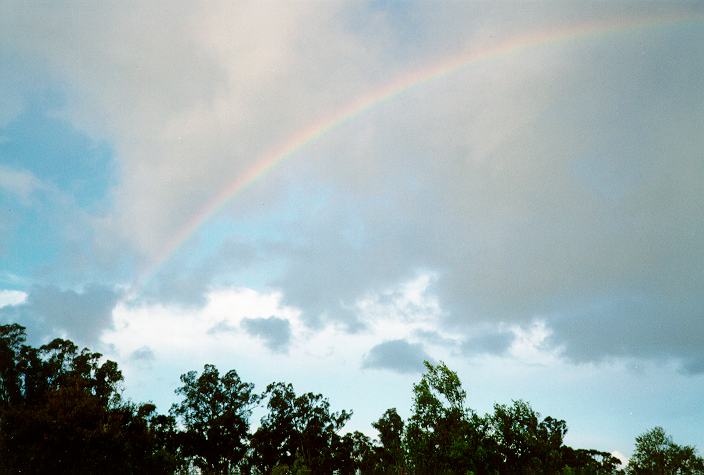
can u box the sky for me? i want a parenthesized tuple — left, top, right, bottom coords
(1, 0, 703, 460)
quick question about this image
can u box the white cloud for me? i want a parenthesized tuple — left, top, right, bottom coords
(105, 287, 298, 360)
(101, 275, 450, 393)
(0, 165, 42, 203)
(0, 289, 27, 308)
(506, 320, 562, 366)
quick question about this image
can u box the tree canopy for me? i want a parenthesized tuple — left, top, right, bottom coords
(627, 426, 704, 475)
(249, 381, 352, 473)
(1, 323, 702, 474)
(170, 364, 258, 473)
(0, 323, 175, 473)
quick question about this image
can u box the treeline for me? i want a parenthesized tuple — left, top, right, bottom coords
(1, 323, 702, 474)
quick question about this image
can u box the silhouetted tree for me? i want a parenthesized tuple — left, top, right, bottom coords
(334, 430, 376, 474)
(171, 364, 258, 473)
(486, 400, 568, 474)
(250, 382, 352, 474)
(0, 323, 25, 407)
(627, 426, 704, 475)
(561, 447, 624, 474)
(0, 324, 174, 473)
(6, 323, 703, 475)
(372, 407, 405, 472)
(405, 360, 489, 474)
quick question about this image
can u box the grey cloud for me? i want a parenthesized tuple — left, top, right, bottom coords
(461, 330, 514, 356)
(271, 3, 704, 371)
(273, 197, 429, 330)
(130, 346, 155, 362)
(412, 329, 459, 348)
(138, 238, 259, 308)
(548, 295, 704, 374)
(207, 320, 238, 336)
(681, 358, 704, 376)
(362, 339, 432, 374)
(413, 327, 514, 357)
(0, 284, 118, 345)
(241, 316, 291, 353)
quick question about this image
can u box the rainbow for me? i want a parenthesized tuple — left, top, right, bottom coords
(125, 11, 700, 299)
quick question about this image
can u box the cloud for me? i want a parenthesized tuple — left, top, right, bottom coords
(362, 339, 432, 374)
(266, 3, 704, 371)
(1, 1, 394, 258)
(0, 289, 27, 308)
(138, 238, 259, 308)
(207, 320, 238, 336)
(241, 316, 292, 353)
(129, 346, 155, 362)
(549, 296, 704, 374)
(680, 358, 704, 375)
(0, 284, 118, 345)
(412, 329, 459, 348)
(102, 287, 301, 363)
(0, 165, 42, 203)
(2, 1, 703, 373)
(461, 329, 514, 356)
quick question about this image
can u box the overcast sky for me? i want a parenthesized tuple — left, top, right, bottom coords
(1, 0, 703, 459)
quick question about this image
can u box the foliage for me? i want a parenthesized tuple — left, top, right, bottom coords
(250, 381, 352, 474)
(486, 399, 567, 473)
(2, 324, 702, 474)
(334, 430, 376, 474)
(170, 364, 258, 473)
(0, 324, 175, 473)
(560, 448, 624, 474)
(0, 323, 25, 406)
(627, 426, 704, 475)
(372, 407, 405, 472)
(405, 360, 492, 473)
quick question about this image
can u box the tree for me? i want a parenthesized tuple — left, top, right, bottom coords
(372, 408, 405, 472)
(1, 335, 128, 472)
(0, 323, 26, 406)
(0, 327, 173, 473)
(10, 323, 700, 475)
(561, 447, 624, 474)
(250, 382, 352, 474)
(405, 360, 485, 474)
(627, 426, 704, 475)
(334, 430, 376, 474)
(171, 364, 258, 473)
(487, 400, 568, 474)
